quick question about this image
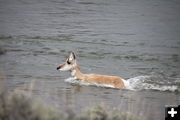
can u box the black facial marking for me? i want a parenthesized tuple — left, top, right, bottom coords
(67, 60, 71, 64)
(57, 66, 61, 70)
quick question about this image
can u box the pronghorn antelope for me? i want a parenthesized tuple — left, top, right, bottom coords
(57, 52, 126, 88)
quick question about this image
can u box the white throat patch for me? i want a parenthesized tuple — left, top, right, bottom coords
(71, 70, 76, 76)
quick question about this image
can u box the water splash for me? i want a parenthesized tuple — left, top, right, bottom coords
(65, 76, 179, 92)
(126, 76, 179, 92)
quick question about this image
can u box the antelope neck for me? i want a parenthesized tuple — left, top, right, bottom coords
(70, 67, 84, 80)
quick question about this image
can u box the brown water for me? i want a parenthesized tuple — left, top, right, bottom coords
(0, 0, 180, 120)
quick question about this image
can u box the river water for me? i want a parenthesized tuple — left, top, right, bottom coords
(0, 0, 180, 120)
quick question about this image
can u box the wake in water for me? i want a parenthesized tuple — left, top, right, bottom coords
(65, 76, 179, 92)
(126, 76, 179, 92)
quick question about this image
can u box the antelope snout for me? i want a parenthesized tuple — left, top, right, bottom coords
(57, 65, 61, 70)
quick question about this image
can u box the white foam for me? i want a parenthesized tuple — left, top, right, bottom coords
(126, 76, 179, 92)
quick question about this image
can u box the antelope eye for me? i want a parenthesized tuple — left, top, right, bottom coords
(67, 61, 71, 64)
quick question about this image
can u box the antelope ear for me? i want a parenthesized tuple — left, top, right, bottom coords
(68, 51, 76, 62)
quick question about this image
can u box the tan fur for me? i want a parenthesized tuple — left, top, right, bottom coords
(70, 67, 125, 88)
(85, 74, 124, 88)
(57, 52, 125, 88)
